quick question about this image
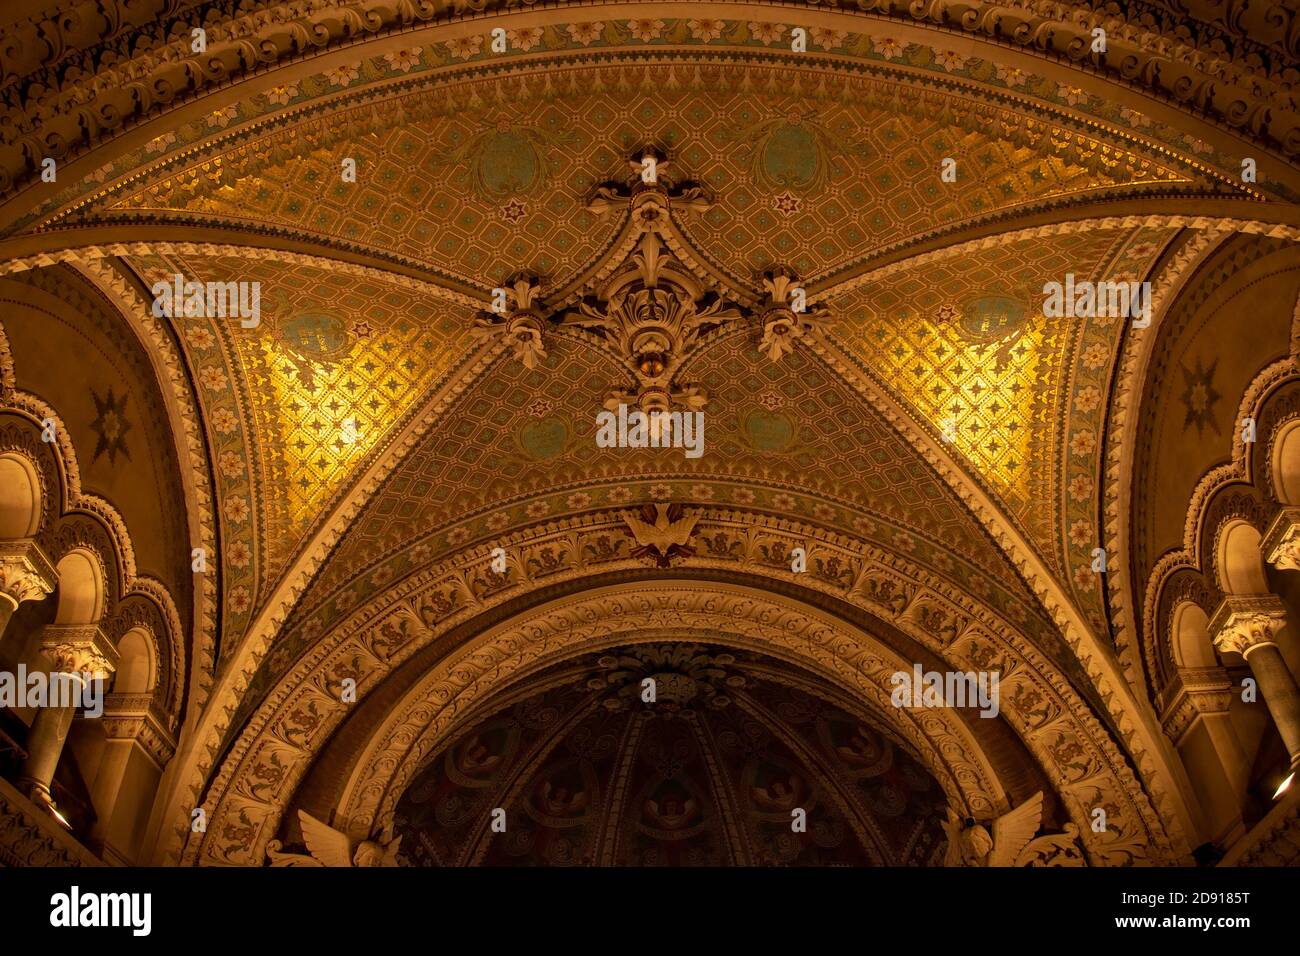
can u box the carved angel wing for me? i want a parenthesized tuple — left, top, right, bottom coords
(987, 791, 1045, 867)
(381, 835, 404, 867)
(940, 811, 966, 867)
(623, 512, 656, 547)
(298, 810, 355, 867)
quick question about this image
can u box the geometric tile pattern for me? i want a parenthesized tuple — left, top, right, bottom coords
(99, 65, 1203, 292)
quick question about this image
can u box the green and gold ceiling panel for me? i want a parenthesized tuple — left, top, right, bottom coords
(827, 227, 1141, 581)
(86, 63, 1221, 295)
(125, 252, 479, 615)
(291, 331, 1041, 634)
(24, 16, 1276, 241)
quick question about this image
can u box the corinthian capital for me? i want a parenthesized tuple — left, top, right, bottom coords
(0, 539, 56, 609)
(1263, 507, 1300, 570)
(1209, 595, 1290, 657)
(39, 624, 118, 680)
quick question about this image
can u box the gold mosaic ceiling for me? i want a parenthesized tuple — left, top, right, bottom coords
(82, 68, 1214, 292)
(26, 38, 1251, 654)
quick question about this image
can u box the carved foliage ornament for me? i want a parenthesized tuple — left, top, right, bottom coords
(476, 146, 822, 417)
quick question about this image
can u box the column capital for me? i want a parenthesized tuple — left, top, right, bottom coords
(0, 539, 56, 609)
(1209, 595, 1290, 657)
(1263, 507, 1300, 570)
(1159, 667, 1234, 742)
(38, 623, 118, 680)
(100, 694, 176, 768)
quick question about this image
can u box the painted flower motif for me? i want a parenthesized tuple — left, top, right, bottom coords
(933, 50, 967, 72)
(1069, 519, 1093, 548)
(219, 450, 243, 479)
(266, 84, 298, 106)
(648, 483, 673, 501)
(187, 327, 215, 350)
(486, 512, 510, 531)
(508, 28, 545, 52)
(813, 503, 836, 521)
(852, 515, 877, 536)
(567, 492, 593, 510)
(447, 35, 482, 60)
(86, 165, 111, 184)
(810, 28, 847, 49)
(689, 484, 715, 501)
(1073, 564, 1097, 590)
(1068, 474, 1093, 502)
(772, 492, 797, 511)
(225, 495, 250, 524)
(198, 364, 229, 391)
(1126, 240, 1161, 261)
(1057, 83, 1086, 106)
(995, 64, 1029, 87)
(732, 488, 757, 505)
(627, 19, 665, 42)
(749, 22, 785, 44)
(1082, 343, 1108, 369)
(874, 37, 905, 59)
(145, 132, 176, 154)
(1070, 430, 1097, 456)
(1183, 135, 1212, 153)
(371, 565, 394, 587)
(326, 63, 361, 87)
(228, 586, 251, 614)
(687, 18, 725, 41)
(892, 531, 915, 552)
(206, 105, 239, 128)
(211, 407, 238, 434)
(447, 526, 470, 546)
(931, 552, 955, 573)
(607, 486, 634, 504)
(525, 500, 550, 519)
(567, 22, 605, 46)
(1120, 107, 1152, 128)
(227, 540, 252, 569)
(383, 48, 423, 72)
(1074, 386, 1101, 413)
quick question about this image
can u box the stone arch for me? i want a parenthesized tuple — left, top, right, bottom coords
(187, 508, 1184, 866)
(113, 627, 155, 696)
(1173, 603, 1217, 670)
(1216, 519, 1271, 597)
(0, 451, 41, 538)
(1270, 417, 1300, 505)
(52, 549, 105, 626)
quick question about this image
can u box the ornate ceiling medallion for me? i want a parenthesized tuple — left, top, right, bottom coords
(474, 146, 819, 418)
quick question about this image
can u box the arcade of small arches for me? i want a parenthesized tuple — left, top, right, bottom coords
(2, 0, 1300, 867)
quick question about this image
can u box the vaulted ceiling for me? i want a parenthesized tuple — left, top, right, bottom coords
(3, 0, 1299, 866)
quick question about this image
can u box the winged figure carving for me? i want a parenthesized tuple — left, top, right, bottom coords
(623, 503, 698, 567)
(941, 791, 1044, 867)
(265, 810, 402, 867)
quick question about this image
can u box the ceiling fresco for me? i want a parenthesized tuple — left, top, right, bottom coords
(76, 66, 1216, 290)
(4, 0, 1300, 879)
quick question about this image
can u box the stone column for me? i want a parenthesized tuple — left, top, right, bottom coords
(0, 539, 56, 636)
(1209, 596, 1300, 768)
(1160, 666, 1248, 841)
(90, 693, 175, 863)
(17, 623, 118, 809)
